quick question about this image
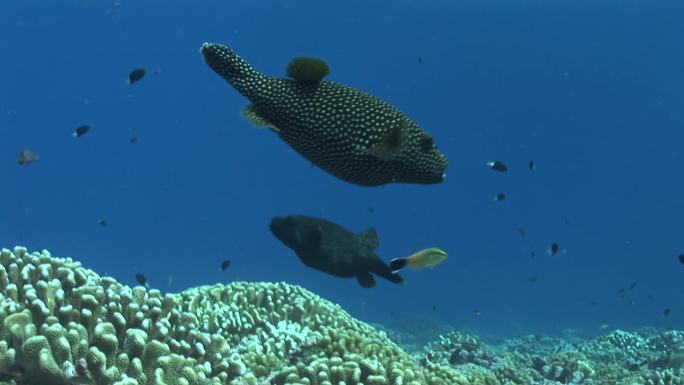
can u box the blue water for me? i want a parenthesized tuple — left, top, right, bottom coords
(2, 0, 683, 336)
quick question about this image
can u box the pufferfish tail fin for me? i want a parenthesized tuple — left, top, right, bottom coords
(200, 43, 267, 99)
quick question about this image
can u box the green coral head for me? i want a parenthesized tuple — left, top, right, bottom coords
(286, 57, 330, 83)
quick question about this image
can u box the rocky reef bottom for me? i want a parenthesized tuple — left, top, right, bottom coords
(0, 246, 682, 385)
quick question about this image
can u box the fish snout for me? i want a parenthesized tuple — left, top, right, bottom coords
(269, 216, 286, 234)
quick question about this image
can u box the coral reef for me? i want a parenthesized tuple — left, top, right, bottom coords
(417, 328, 684, 385)
(1, 245, 683, 385)
(0, 246, 467, 385)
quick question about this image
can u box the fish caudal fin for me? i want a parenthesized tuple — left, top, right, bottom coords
(200, 43, 265, 98)
(389, 258, 408, 274)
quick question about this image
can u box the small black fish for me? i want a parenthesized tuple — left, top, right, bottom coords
(590, 301, 597, 306)
(563, 217, 571, 225)
(97, 219, 107, 227)
(474, 309, 481, 316)
(628, 282, 637, 290)
(664, 308, 671, 316)
(528, 275, 537, 283)
(269, 215, 403, 288)
(367, 206, 374, 213)
(517, 227, 526, 237)
(432, 304, 437, 311)
(129, 136, 139, 144)
(678, 253, 684, 265)
(548, 242, 559, 256)
(487, 160, 508, 172)
(528, 160, 536, 172)
(417, 56, 423, 64)
(17, 149, 39, 165)
(493, 193, 506, 201)
(648, 294, 653, 300)
(72, 125, 90, 138)
(135, 273, 148, 287)
(219, 259, 231, 272)
(127, 68, 146, 85)
(530, 251, 535, 259)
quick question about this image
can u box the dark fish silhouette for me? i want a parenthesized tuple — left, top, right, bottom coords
(664, 308, 671, 316)
(200, 43, 448, 187)
(269, 215, 403, 287)
(487, 160, 508, 172)
(97, 219, 107, 227)
(528, 160, 536, 171)
(219, 259, 231, 272)
(548, 242, 559, 256)
(493, 193, 506, 201)
(72, 125, 90, 138)
(135, 273, 148, 287)
(17, 149, 39, 165)
(678, 253, 684, 265)
(130, 136, 139, 144)
(127, 68, 146, 85)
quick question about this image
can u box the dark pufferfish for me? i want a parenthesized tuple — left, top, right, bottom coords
(269, 215, 403, 288)
(200, 43, 448, 186)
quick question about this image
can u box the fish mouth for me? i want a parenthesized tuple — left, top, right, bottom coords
(269, 216, 284, 233)
(199, 42, 220, 62)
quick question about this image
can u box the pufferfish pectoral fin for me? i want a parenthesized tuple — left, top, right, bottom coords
(355, 271, 376, 288)
(241, 104, 280, 132)
(363, 121, 408, 160)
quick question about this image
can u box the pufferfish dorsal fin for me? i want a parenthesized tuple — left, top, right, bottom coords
(241, 104, 280, 132)
(363, 120, 409, 160)
(286, 57, 330, 84)
(357, 228, 380, 250)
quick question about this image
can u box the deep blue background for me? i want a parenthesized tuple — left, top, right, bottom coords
(2, 0, 683, 336)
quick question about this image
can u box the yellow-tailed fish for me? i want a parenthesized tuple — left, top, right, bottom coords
(389, 247, 447, 273)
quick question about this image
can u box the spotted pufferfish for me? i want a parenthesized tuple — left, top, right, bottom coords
(200, 43, 448, 187)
